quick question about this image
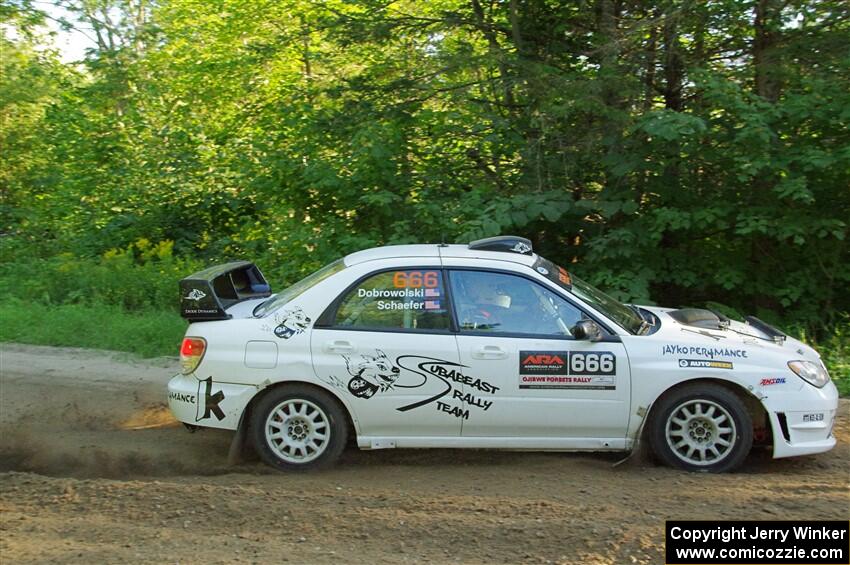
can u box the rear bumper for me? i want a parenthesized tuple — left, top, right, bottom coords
(762, 380, 839, 459)
(167, 373, 257, 431)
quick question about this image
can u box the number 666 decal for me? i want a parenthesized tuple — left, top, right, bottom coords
(570, 352, 616, 375)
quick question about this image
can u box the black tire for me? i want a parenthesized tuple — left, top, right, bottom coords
(250, 384, 348, 471)
(648, 383, 752, 473)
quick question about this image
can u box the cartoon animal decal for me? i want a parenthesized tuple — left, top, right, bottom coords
(184, 288, 207, 301)
(319, 374, 347, 391)
(343, 349, 400, 399)
(261, 307, 312, 339)
(335, 352, 500, 420)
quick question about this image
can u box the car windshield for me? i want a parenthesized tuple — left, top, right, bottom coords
(532, 256, 644, 334)
(253, 259, 345, 317)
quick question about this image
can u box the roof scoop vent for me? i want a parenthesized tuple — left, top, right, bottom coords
(468, 235, 533, 255)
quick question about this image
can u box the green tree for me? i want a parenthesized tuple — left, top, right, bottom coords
(1, 0, 847, 336)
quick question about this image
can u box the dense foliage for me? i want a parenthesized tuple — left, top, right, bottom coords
(1, 0, 848, 341)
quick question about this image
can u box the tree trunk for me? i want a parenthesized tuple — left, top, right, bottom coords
(662, 11, 683, 111)
(643, 8, 658, 111)
(754, 0, 781, 102)
(750, 0, 783, 311)
(470, 0, 515, 108)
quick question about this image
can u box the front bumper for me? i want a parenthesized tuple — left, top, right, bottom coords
(762, 379, 839, 459)
(167, 373, 257, 431)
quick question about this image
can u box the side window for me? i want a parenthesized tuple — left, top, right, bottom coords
(334, 269, 450, 331)
(449, 270, 584, 336)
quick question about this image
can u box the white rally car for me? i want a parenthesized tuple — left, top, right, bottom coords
(167, 236, 838, 472)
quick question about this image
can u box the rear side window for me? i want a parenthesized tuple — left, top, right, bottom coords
(334, 269, 450, 331)
(254, 259, 345, 317)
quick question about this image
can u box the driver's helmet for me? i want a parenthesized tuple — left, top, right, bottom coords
(467, 274, 513, 309)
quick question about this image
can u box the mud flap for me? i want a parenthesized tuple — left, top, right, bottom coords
(227, 412, 249, 465)
(613, 404, 652, 468)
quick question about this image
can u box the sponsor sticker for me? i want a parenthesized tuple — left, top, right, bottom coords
(168, 391, 196, 404)
(679, 359, 734, 370)
(183, 308, 219, 315)
(759, 377, 786, 386)
(520, 375, 615, 390)
(663, 344, 748, 359)
(195, 377, 225, 421)
(519, 350, 616, 389)
(519, 351, 568, 375)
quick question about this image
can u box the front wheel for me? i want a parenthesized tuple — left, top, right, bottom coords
(250, 385, 348, 471)
(649, 384, 753, 473)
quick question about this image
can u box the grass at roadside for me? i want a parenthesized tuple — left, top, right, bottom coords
(0, 299, 185, 358)
(815, 328, 850, 396)
(0, 298, 847, 395)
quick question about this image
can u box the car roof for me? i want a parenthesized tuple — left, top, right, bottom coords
(343, 244, 538, 267)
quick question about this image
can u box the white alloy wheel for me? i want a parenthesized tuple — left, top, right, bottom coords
(265, 399, 330, 464)
(665, 399, 736, 467)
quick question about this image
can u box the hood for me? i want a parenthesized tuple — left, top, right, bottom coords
(638, 306, 821, 363)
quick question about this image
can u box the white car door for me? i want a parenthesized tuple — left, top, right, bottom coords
(310, 267, 464, 438)
(447, 268, 631, 442)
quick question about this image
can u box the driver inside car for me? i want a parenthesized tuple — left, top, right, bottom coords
(455, 273, 543, 331)
(455, 271, 579, 335)
(454, 274, 511, 330)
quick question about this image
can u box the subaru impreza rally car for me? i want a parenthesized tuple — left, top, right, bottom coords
(168, 236, 838, 472)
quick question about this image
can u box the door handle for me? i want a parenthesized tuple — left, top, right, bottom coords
(325, 340, 354, 354)
(472, 345, 508, 360)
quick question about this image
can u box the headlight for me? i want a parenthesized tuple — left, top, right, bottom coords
(787, 360, 830, 388)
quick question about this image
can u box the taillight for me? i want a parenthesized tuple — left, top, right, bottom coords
(180, 337, 206, 374)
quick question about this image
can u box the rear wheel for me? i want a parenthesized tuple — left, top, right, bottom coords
(649, 383, 752, 473)
(251, 385, 347, 471)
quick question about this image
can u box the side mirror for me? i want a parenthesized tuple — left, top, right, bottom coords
(572, 319, 602, 341)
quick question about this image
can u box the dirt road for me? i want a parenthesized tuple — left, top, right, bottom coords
(1, 343, 848, 564)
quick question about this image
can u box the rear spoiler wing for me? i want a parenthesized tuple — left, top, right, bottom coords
(179, 261, 271, 321)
